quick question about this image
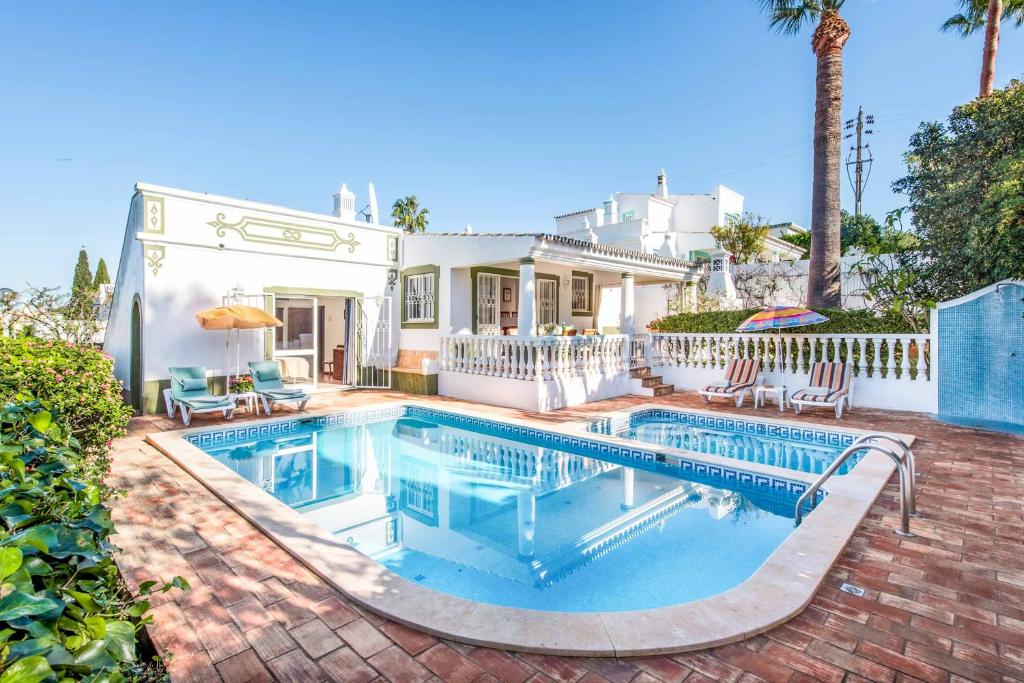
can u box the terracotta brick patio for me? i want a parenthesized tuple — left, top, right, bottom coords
(109, 390, 1024, 682)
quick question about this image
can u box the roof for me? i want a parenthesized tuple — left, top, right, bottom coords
(411, 232, 697, 269)
(764, 233, 805, 255)
(553, 207, 597, 220)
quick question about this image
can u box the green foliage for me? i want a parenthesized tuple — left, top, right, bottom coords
(649, 307, 926, 335)
(893, 79, 1024, 299)
(779, 230, 810, 253)
(0, 400, 186, 681)
(70, 250, 93, 309)
(780, 211, 913, 256)
(0, 339, 131, 487)
(91, 260, 110, 289)
(391, 196, 429, 234)
(759, 0, 847, 36)
(709, 213, 770, 264)
(941, 0, 1024, 36)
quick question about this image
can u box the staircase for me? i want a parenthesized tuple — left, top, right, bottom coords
(629, 366, 674, 397)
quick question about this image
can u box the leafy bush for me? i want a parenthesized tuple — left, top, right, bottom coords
(0, 339, 132, 488)
(0, 400, 184, 682)
(649, 307, 927, 334)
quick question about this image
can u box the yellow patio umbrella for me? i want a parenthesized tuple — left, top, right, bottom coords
(195, 305, 283, 381)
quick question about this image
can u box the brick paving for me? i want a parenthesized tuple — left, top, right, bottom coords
(108, 390, 1024, 682)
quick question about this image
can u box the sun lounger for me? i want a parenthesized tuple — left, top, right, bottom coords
(249, 361, 310, 415)
(791, 361, 854, 418)
(167, 367, 236, 426)
(698, 358, 762, 407)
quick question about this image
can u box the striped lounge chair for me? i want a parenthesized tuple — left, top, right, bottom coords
(790, 362, 854, 418)
(699, 358, 761, 407)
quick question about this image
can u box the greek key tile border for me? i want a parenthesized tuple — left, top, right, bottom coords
(589, 408, 858, 448)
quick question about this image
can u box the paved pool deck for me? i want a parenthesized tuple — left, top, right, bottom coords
(110, 390, 1024, 682)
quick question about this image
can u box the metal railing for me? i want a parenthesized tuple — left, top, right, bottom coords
(795, 434, 918, 536)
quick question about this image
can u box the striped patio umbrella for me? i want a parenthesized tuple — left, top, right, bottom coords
(737, 306, 828, 388)
(736, 306, 828, 332)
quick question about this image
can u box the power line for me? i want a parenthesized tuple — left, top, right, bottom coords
(844, 106, 874, 217)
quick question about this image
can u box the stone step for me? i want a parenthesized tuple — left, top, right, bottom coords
(641, 376, 664, 388)
(651, 384, 675, 397)
(630, 367, 652, 379)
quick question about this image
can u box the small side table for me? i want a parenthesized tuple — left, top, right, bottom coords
(230, 391, 261, 415)
(755, 385, 788, 411)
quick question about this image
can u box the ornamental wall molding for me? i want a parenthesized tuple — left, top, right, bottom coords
(207, 212, 361, 253)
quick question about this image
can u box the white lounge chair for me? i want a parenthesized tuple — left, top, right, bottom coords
(791, 361, 854, 418)
(166, 366, 236, 426)
(699, 358, 762, 407)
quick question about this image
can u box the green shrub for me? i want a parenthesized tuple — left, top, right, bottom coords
(648, 307, 927, 334)
(0, 400, 185, 682)
(0, 339, 132, 488)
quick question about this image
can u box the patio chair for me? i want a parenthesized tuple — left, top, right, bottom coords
(249, 360, 310, 415)
(791, 361, 854, 418)
(167, 367, 236, 426)
(698, 358, 762, 407)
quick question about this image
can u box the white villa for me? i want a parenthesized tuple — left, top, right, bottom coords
(104, 176, 931, 416)
(553, 170, 806, 264)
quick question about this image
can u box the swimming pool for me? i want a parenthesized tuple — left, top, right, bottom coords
(588, 407, 862, 475)
(192, 405, 805, 612)
(154, 402, 902, 654)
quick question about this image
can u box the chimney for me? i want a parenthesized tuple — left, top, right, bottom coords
(332, 183, 356, 220)
(603, 194, 618, 224)
(656, 168, 668, 198)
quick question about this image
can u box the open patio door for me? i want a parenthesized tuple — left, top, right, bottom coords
(354, 296, 392, 389)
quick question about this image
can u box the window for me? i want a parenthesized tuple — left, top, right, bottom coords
(403, 272, 435, 323)
(620, 210, 636, 221)
(538, 279, 557, 325)
(571, 273, 592, 314)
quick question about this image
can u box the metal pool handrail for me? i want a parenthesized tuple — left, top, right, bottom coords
(795, 437, 916, 537)
(851, 434, 918, 516)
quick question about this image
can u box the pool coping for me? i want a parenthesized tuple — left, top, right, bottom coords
(147, 400, 916, 656)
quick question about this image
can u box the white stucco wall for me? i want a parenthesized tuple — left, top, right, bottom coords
(103, 193, 145, 398)
(104, 184, 401, 409)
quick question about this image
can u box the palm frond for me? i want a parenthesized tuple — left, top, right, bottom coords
(939, 0, 1024, 36)
(758, 0, 823, 35)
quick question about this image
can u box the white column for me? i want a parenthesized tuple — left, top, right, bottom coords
(620, 272, 635, 336)
(621, 467, 635, 511)
(517, 490, 536, 559)
(518, 257, 537, 337)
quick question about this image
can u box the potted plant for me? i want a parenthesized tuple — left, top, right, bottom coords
(230, 374, 254, 394)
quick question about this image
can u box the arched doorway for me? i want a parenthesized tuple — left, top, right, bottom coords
(130, 298, 143, 414)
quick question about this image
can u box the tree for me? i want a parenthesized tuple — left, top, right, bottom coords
(70, 247, 93, 307)
(758, 0, 849, 309)
(391, 196, 429, 234)
(92, 258, 110, 288)
(840, 210, 882, 253)
(709, 213, 771, 263)
(1, 285, 103, 344)
(942, 0, 1024, 97)
(892, 79, 1024, 300)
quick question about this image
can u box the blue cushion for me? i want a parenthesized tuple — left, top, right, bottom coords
(254, 366, 281, 382)
(177, 377, 208, 392)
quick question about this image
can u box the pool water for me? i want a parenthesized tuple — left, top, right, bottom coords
(200, 412, 801, 612)
(599, 410, 860, 475)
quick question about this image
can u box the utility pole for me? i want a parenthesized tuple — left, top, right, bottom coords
(844, 107, 874, 216)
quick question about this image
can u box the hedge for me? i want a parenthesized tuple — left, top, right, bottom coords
(648, 307, 927, 334)
(0, 340, 132, 490)
(0, 400, 184, 682)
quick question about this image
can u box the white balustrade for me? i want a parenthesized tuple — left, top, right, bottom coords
(440, 334, 630, 381)
(648, 332, 931, 381)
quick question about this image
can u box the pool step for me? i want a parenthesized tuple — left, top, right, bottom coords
(629, 367, 675, 397)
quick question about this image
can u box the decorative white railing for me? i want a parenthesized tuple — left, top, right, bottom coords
(649, 332, 932, 381)
(439, 334, 630, 381)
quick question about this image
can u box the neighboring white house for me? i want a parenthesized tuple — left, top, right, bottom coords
(553, 170, 806, 264)
(104, 181, 702, 415)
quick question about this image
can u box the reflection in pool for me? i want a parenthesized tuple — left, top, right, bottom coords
(203, 414, 801, 612)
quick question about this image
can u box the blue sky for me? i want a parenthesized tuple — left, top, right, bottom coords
(2, 1, 1022, 288)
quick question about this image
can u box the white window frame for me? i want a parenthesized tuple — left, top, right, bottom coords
(404, 272, 436, 323)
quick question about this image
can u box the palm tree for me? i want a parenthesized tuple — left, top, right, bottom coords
(758, 1, 849, 309)
(391, 196, 430, 234)
(942, 0, 1024, 97)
